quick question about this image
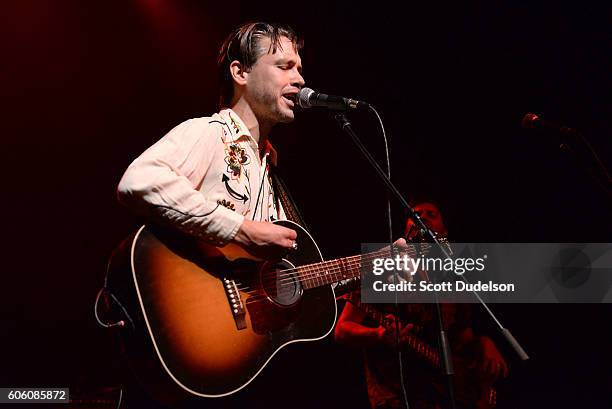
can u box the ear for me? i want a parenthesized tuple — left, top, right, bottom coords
(229, 60, 248, 86)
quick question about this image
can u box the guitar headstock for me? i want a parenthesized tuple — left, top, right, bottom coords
(404, 234, 453, 257)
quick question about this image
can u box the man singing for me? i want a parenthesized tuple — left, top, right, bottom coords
(118, 22, 305, 260)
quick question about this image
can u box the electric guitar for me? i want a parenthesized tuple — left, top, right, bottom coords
(106, 220, 413, 403)
(348, 297, 498, 409)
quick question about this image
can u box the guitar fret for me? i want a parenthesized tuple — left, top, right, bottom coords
(296, 247, 398, 291)
(295, 241, 443, 291)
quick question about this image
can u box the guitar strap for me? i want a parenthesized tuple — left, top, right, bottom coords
(270, 169, 309, 230)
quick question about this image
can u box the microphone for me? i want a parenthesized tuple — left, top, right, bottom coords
(296, 87, 369, 110)
(521, 113, 577, 135)
(522, 112, 612, 194)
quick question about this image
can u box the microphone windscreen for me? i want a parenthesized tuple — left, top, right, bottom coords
(297, 87, 315, 108)
(522, 113, 540, 129)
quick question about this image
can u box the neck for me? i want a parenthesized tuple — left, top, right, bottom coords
(230, 99, 273, 148)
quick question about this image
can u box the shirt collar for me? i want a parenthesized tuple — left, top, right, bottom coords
(260, 139, 278, 167)
(219, 108, 252, 142)
(218, 108, 278, 166)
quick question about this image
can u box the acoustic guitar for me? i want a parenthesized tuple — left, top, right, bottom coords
(106, 220, 409, 402)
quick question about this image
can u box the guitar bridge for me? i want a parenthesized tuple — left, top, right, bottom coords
(222, 277, 247, 330)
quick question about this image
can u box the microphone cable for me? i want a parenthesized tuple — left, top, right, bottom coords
(367, 104, 411, 409)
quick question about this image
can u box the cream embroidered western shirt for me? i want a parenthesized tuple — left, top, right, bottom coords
(117, 108, 285, 246)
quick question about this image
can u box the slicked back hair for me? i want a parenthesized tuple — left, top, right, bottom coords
(217, 22, 303, 108)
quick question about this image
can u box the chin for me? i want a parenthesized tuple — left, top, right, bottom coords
(276, 109, 295, 123)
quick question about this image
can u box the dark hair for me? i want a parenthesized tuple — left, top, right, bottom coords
(405, 196, 452, 238)
(217, 22, 303, 107)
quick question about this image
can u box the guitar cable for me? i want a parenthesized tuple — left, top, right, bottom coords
(94, 287, 130, 329)
(115, 388, 123, 409)
(93, 259, 130, 409)
(94, 257, 135, 330)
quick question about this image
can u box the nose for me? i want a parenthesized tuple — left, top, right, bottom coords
(292, 69, 305, 88)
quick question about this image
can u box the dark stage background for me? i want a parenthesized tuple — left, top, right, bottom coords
(1, 1, 611, 408)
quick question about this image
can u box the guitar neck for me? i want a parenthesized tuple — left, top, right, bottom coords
(296, 247, 391, 290)
(296, 240, 444, 367)
(295, 241, 442, 366)
(364, 305, 441, 368)
(403, 332, 441, 368)
(296, 253, 366, 290)
(295, 243, 433, 290)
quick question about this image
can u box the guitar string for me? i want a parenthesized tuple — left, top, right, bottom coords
(232, 249, 383, 294)
(234, 245, 427, 297)
(273, 244, 430, 279)
(364, 306, 441, 366)
(238, 256, 398, 301)
(362, 307, 494, 404)
(230, 255, 360, 296)
(236, 250, 384, 293)
(258, 248, 387, 283)
(233, 259, 358, 301)
(280, 243, 438, 290)
(257, 243, 429, 286)
(232, 249, 423, 301)
(233, 261, 350, 299)
(227, 243, 436, 301)
(352, 305, 495, 403)
(251, 244, 429, 289)
(350, 296, 456, 367)
(225, 243, 434, 301)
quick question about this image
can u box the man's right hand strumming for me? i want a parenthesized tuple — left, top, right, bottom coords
(233, 219, 298, 261)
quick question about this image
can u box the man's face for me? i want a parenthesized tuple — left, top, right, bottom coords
(244, 36, 305, 124)
(405, 202, 448, 239)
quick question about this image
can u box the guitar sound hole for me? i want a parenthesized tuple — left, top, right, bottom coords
(260, 259, 302, 307)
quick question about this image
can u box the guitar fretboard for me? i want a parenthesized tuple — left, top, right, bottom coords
(361, 304, 441, 368)
(294, 244, 423, 290)
(296, 253, 365, 290)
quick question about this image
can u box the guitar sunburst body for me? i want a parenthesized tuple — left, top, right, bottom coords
(106, 220, 337, 402)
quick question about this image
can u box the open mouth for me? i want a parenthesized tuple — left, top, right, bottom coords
(282, 93, 297, 107)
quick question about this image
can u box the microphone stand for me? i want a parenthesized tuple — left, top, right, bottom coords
(334, 112, 529, 407)
(559, 130, 612, 201)
(523, 113, 611, 201)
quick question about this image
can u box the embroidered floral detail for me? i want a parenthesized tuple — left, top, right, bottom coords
(217, 199, 236, 211)
(229, 113, 242, 134)
(224, 143, 250, 178)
